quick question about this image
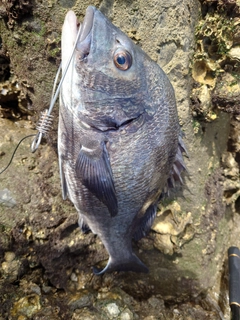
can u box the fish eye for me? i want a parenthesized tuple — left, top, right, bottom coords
(113, 49, 132, 71)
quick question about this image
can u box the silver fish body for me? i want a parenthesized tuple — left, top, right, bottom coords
(58, 6, 186, 274)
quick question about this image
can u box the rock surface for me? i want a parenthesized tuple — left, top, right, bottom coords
(0, 0, 239, 319)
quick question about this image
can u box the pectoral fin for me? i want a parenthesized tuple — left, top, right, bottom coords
(75, 142, 118, 216)
(59, 155, 68, 200)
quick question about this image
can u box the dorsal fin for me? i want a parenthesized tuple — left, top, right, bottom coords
(166, 133, 188, 193)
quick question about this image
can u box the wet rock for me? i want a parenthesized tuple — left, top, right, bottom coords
(191, 6, 240, 119)
(2, 0, 33, 29)
(212, 73, 240, 115)
(1, 251, 22, 283)
(0, 189, 16, 207)
(152, 203, 193, 255)
(104, 303, 121, 318)
(71, 308, 98, 320)
(68, 291, 94, 311)
(10, 294, 41, 318)
(120, 309, 133, 320)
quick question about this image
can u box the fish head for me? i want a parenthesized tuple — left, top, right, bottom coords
(75, 6, 143, 81)
(62, 6, 151, 131)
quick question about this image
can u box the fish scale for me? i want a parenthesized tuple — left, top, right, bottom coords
(58, 6, 186, 274)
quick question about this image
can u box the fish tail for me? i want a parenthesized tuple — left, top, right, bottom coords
(93, 254, 149, 275)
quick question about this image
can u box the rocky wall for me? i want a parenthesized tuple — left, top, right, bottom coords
(0, 0, 239, 319)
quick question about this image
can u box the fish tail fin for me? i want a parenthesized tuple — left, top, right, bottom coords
(93, 254, 149, 275)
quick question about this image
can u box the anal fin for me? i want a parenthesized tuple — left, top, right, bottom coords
(133, 204, 157, 241)
(78, 216, 91, 233)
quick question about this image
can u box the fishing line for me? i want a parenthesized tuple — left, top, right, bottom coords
(0, 19, 83, 174)
(0, 134, 36, 175)
(31, 22, 83, 153)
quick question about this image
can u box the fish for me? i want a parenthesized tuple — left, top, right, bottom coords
(58, 6, 186, 275)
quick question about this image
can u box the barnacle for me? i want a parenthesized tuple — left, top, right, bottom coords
(1, 0, 32, 29)
(199, 0, 240, 17)
(191, 6, 240, 121)
(152, 202, 193, 255)
(10, 294, 41, 318)
(192, 59, 217, 86)
(0, 52, 10, 82)
(228, 45, 240, 61)
(0, 77, 33, 119)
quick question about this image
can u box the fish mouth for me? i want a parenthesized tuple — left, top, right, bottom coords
(76, 6, 95, 60)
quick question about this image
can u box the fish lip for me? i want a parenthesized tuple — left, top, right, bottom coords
(76, 6, 95, 59)
(79, 6, 95, 42)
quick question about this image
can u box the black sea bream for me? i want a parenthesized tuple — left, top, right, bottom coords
(58, 6, 186, 274)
